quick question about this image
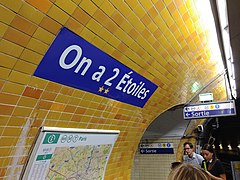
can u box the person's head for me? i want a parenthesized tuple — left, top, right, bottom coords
(168, 163, 211, 180)
(201, 143, 215, 161)
(183, 142, 194, 157)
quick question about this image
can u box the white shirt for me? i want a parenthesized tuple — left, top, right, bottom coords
(183, 152, 204, 166)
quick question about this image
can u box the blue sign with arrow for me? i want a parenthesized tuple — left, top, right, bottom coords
(183, 100, 236, 119)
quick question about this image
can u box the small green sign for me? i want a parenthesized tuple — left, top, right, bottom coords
(43, 133, 60, 144)
(36, 154, 53, 161)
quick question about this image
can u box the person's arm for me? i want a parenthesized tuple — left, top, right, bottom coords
(205, 171, 226, 180)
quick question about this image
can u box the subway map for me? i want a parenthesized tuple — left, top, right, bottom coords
(46, 144, 112, 180)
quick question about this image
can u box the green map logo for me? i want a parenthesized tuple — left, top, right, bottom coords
(43, 133, 60, 144)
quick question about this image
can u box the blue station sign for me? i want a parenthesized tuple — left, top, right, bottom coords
(139, 143, 174, 154)
(183, 100, 236, 119)
(34, 28, 157, 108)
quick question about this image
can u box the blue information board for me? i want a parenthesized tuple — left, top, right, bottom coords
(34, 27, 157, 108)
(183, 100, 236, 119)
(139, 143, 174, 154)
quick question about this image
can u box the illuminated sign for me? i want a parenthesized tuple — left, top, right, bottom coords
(183, 100, 236, 119)
(139, 143, 174, 154)
(34, 28, 157, 107)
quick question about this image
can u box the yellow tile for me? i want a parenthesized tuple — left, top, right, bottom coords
(47, 5, 69, 25)
(59, 113, 72, 120)
(20, 49, 43, 65)
(86, 19, 102, 34)
(102, 43, 115, 56)
(40, 16, 62, 34)
(79, 0, 98, 16)
(108, 36, 121, 48)
(46, 111, 61, 119)
(119, 19, 132, 34)
(4, 27, 31, 47)
(133, 4, 145, 19)
(147, 22, 158, 33)
(73, 7, 91, 25)
(153, 16, 168, 33)
(55, 0, 77, 14)
(8, 71, 31, 84)
(72, 0, 82, 5)
(14, 60, 36, 74)
(0, 22, 8, 37)
(55, 94, 70, 103)
(11, 15, 38, 36)
(6, 117, 26, 127)
(33, 27, 55, 44)
(139, 0, 153, 11)
(163, 0, 172, 6)
(179, 4, 187, 15)
(92, 36, 106, 50)
(100, 1, 115, 16)
(80, 28, 95, 42)
(0, 116, 9, 126)
(19, 3, 45, 24)
(134, 19, 145, 33)
(56, 121, 69, 128)
(160, 8, 174, 28)
(51, 102, 65, 111)
(117, 2, 132, 17)
(12, 106, 32, 116)
(0, 5, 16, 24)
(0, 92, 19, 105)
(18, 96, 38, 107)
(0, 67, 11, 79)
(98, 28, 112, 42)
(2, 127, 22, 137)
(65, 17, 84, 34)
(28, 76, 48, 89)
(2, 81, 25, 95)
(125, 0, 138, 9)
(103, 20, 118, 34)
(0, 53, 17, 69)
(27, 38, 48, 55)
(26, 0, 52, 13)
(127, 12, 139, 28)
(179, 25, 190, 38)
(0, 39, 24, 58)
(171, 9, 181, 21)
(185, 19, 195, 34)
(0, 147, 11, 156)
(0, 157, 12, 166)
(2, 0, 23, 12)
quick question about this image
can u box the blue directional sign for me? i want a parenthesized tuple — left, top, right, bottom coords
(139, 143, 174, 154)
(183, 100, 236, 120)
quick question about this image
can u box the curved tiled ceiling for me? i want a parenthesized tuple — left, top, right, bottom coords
(0, 0, 228, 179)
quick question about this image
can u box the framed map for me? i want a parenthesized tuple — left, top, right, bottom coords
(21, 127, 120, 180)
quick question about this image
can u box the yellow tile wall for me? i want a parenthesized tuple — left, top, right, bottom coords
(0, 0, 227, 179)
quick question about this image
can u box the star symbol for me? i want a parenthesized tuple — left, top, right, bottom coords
(104, 88, 109, 94)
(99, 86, 104, 92)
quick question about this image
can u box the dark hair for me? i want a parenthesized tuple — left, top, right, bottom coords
(171, 161, 182, 169)
(183, 142, 193, 148)
(202, 143, 217, 160)
(202, 144, 214, 153)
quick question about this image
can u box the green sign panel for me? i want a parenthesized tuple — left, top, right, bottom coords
(43, 133, 60, 144)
